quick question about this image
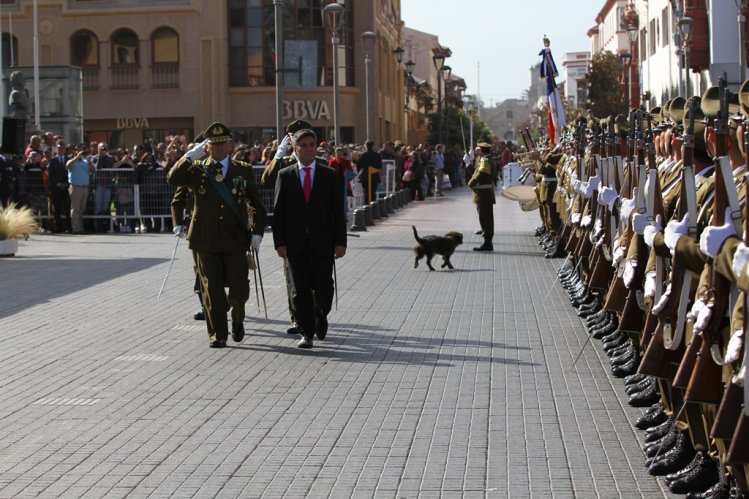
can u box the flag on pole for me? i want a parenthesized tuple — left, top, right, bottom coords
(539, 36, 565, 145)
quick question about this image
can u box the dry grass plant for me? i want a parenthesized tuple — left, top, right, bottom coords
(0, 203, 39, 240)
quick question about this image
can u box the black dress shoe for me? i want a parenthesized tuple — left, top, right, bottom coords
(648, 433, 694, 475)
(315, 313, 328, 340)
(209, 340, 226, 348)
(669, 455, 718, 494)
(645, 428, 678, 458)
(298, 334, 313, 349)
(475, 230, 483, 235)
(665, 451, 708, 484)
(686, 480, 731, 499)
(625, 373, 648, 386)
(635, 407, 667, 430)
(232, 322, 245, 342)
(194, 309, 206, 321)
(626, 377, 655, 395)
(592, 322, 618, 340)
(473, 243, 493, 251)
(287, 324, 300, 335)
(628, 381, 659, 406)
(646, 416, 674, 438)
(612, 355, 640, 377)
(611, 347, 636, 367)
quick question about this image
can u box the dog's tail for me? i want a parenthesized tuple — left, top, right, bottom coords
(412, 225, 425, 245)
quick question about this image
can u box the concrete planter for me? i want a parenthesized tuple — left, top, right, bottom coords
(0, 238, 19, 257)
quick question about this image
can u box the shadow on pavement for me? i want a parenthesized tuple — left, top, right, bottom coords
(0, 257, 167, 319)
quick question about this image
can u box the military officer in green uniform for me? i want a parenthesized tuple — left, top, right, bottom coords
(167, 122, 267, 348)
(468, 141, 495, 251)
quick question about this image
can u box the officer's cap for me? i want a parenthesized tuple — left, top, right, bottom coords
(202, 122, 232, 143)
(286, 119, 312, 135)
(477, 141, 492, 152)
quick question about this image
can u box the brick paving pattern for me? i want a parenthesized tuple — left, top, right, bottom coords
(0, 188, 676, 497)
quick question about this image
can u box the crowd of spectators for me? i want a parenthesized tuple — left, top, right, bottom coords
(0, 129, 520, 234)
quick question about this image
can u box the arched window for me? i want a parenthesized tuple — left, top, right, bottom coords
(150, 27, 179, 89)
(70, 30, 99, 67)
(151, 27, 178, 64)
(111, 28, 139, 65)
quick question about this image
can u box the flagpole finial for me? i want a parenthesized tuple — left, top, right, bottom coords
(543, 35, 550, 47)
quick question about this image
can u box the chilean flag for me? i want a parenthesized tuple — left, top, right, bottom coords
(539, 46, 565, 145)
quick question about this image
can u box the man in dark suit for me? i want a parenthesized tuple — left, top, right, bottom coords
(47, 141, 71, 233)
(167, 122, 267, 348)
(272, 129, 347, 348)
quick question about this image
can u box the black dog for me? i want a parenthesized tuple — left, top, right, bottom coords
(412, 226, 463, 271)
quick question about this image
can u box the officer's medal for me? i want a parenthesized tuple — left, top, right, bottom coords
(215, 172, 224, 183)
(232, 178, 239, 194)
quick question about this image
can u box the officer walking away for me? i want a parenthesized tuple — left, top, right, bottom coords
(468, 142, 495, 251)
(167, 122, 267, 348)
(356, 140, 382, 204)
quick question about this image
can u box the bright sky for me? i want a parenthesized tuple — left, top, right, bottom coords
(401, 0, 606, 107)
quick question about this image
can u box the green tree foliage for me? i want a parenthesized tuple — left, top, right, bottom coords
(427, 107, 494, 152)
(585, 51, 622, 118)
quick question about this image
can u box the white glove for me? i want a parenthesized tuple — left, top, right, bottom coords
(572, 179, 582, 194)
(699, 208, 735, 258)
(652, 282, 672, 314)
(612, 245, 626, 267)
(665, 213, 689, 251)
(581, 182, 593, 199)
(623, 258, 638, 287)
(643, 270, 657, 298)
(725, 329, 744, 364)
(588, 174, 601, 191)
(631, 212, 648, 235)
(693, 302, 713, 333)
(687, 298, 707, 323)
(581, 214, 592, 228)
(173, 225, 186, 238)
(619, 187, 637, 226)
(251, 234, 263, 251)
(185, 139, 208, 161)
(275, 134, 291, 160)
(598, 186, 618, 209)
(732, 242, 749, 279)
(643, 215, 663, 248)
(593, 219, 603, 238)
(571, 213, 581, 224)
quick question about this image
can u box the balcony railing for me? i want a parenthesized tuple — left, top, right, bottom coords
(109, 66, 139, 90)
(150, 64, 179, 89)
(82, 67, 100, 91)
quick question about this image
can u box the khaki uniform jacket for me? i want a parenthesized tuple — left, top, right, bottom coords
(167, 156, 267, 253)
(468, 157, 496, 205)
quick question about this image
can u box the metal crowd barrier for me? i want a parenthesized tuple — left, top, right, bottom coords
(20, 166, 278, 233)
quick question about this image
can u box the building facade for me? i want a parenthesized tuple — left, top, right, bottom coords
(562, 51, 591, 109)
(0, 0, 406, 148)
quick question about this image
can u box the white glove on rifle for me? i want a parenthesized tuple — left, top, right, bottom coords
(732, 242, 749, 279)
(631, 212, 648, 235)
(623, 258, 637, 287)
(275, 134, 291, 160)
(643, 215, 663, 248)
(725, 329, 744, 364)
(699, 208, 735, 258)
(581, 214, 592, 228)
(571, 213, 581, 224)
(612, 245, 626, 268)
(581, 182, 593, 199)
(687, 298, 707, 323)
(643, 270, 657, 298)
(588, 173, 601, 192)
(572, 179, 582, 194)
(619, 187, 637, 226)
(652, 282, 672, 314)
(251, 234, 263, 251)
(185, 139, 208, 162)
(693, 302, 713, 333)
(664, 213, 689, 252)
(598, 186, 618, 209)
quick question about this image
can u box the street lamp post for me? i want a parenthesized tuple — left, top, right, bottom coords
(361, 31, 376, 142)
(441, 65, 451, 146)
(432, 53, 445, 145)
(620, 52, 632, 115)
(736, 0, 746, 82)
(274, 0, 284, 141)
(678, 16, 694, 98)
(323, 3, 344, 145)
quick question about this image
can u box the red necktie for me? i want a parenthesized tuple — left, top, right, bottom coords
(303, 166, 311, 203)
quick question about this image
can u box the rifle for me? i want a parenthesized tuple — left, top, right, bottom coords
(712, 112, 749, 444)
(589, 118, 616, 290)
(684, 78, 736, 404)
(640, 98, 698, 378)
(618, 110, 648, 338)
(564, 123, 586, 253)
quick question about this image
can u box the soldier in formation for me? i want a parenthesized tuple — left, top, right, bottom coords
(532, 83, 749, 497)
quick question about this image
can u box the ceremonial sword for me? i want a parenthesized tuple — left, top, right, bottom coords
(157, 233, 181, 299)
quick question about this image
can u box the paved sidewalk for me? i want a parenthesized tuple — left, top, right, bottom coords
(0, 188, 673, 498)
